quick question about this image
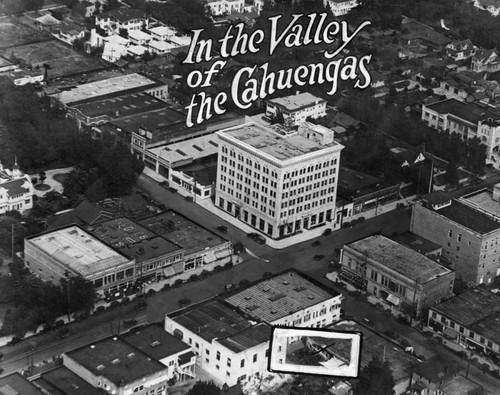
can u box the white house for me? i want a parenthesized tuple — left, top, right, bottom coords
(324, 0, 358, 16)
(128, 29, 152, 45)
(0, 161, 34, 215)
(266, 92, 327, 125)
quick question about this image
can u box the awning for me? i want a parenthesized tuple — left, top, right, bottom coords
(386, 294, 400, 306)
(214, 250, 229, 259)
(173, 262, 184, 273)
(443, 327, 458, 340)
(163, 266, 175, 277)
(204, 251, 217, 264)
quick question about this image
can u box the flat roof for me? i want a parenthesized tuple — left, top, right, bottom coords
(121, 324, 190, 361)
(54, 73, 159, 105)
(218, 122, 339, 162)
(460, 189, 500, 219)
(224, 271, 339, 322)
(138, 210, 227, 256)
(217, 322, 272, 353)
(27, 226, 130, 277)
(149, 133, 220, 165)
(35, 366, 106, 395)
(435, 199, 500, 234)
(346, 235, 452, 283)
(338, 167, 380, 194)
(174, 159, 218, 186)
(88, 218, 181, 262)
(149, 26, 176, 36)
(129, 30, 151, 41)
(267, 92, 326, 112)
(110, 107, 184, 133)
(71, 92, 165, 118)
(425, 98, 500, 125)
(433, 287, 500, 344)
(65, 337, 166, 385)
(390, 232, 442, 256)
(0, 373, 44, 395)
(330, 320, 419, 383)
(148, 40, 177, 51)
(169, 299, 252, 343)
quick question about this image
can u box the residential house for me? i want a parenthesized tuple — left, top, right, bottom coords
(0, 373, 44, 395)
(323, 0, 358, 16)
(410, 355, 464, 395)
(0, 160, 34, 215)
(207, 0, 245, 16)
(128, 29, 152, 45)
(266, 92, 327, 125)
(446, 39, 477, 61)
(472, 48, 500, 73)
(95, 8, 148, 34)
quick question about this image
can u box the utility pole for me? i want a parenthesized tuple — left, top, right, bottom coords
(11, 223, 15, 261)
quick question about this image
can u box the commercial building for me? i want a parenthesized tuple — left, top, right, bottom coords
(427, 287, 500, 361)
(459, 184, 500, 220)
(0, 373, 44, 395)
(121, 324, 196, 383)
(165, 299, 273, 388)
(266, 92, 327, 125)
(340, 235, 455, 319)
(0, 160, 34, 215)
(224, 270, 343, 331)
(215, 122, 343, 239)
(138, 210, 233, 274)
(67, 91, 166, 129)
(131, 112, 248, 198)
(63, 337, 169, 395)
(34, 366, 107, 395)
(165, 270, 341, 388)
(24, 225, 135, 294)
(410, 193, 500, 285)
(87, 217, 184, 284)
(422, 98, 500, 160)
(51, 73, 168, 106)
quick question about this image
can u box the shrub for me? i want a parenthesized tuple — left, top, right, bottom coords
(54, 320, 64, 328)
(122, 297, 130, 305)
(213, 265, 224, 273)
(223, 262, 233, 270)
(400, 339, 411, 348)
(109, 301, 121, 309)
(162, 283, 171, 292)
(173, 279, 184, 288)
(239, 279, 251, 288)
(188, 274, 200, 282)
(199, 270, 210, 279)
(147, 289, 156, 297)
(94, 306, 105, 314)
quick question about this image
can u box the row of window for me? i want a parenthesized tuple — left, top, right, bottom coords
(284, 160, 337, 179)
(220, 147, 278, 178)
(283, 171, 336, 189)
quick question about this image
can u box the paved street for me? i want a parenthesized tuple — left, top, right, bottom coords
(0, 174, 499, 392)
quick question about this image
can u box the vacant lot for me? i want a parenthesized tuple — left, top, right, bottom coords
(1, 40, 106, 77)
(0, 17, 50, 48)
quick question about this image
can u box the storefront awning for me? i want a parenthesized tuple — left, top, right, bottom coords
(443, 327, 458, 340)
(173, 262, 184, 273)
(204, 251, 217, 264)
(214, 250, 229, 259)
(163, 266, 175, 277)
(386, 294, 400, 306)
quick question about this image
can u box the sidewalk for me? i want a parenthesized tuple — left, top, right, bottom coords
(30, 167, 73, 197)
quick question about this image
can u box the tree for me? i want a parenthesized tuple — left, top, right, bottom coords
(186, 381, 221, 395)
(118, 28, 129, 39)
(353, 356, 395, 395)
(444, 160, 459, 185)
(39, 171, 47, 184)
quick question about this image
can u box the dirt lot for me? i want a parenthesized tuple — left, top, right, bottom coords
(0, 16, 50, 48)
(1, 39, 106, 77)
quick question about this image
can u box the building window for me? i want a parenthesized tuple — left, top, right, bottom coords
(216, 351, 220, 361)
(253, 354, 257, 363)
(227, 358, 231, 367)
(448, 230, 452, 238)
(240, 359, 245, 368)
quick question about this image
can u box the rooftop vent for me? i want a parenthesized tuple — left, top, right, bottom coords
(127, 352, 135, 358)
(97, 364, 105, 370)
(111, 358, 120, 365)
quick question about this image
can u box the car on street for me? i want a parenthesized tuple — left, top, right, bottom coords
(247, 232, 266, 245)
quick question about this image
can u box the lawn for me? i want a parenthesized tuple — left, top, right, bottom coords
(0, 16, 50, 48)
(1, 40, 106, 78)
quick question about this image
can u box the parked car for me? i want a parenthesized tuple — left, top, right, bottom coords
(224, 283, 235, 291)
(311, 240, 321, 247)
(247, 232, 266, 245)
(7, 336, 21, 346)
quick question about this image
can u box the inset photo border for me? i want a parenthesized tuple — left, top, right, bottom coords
(268, 326, 362, 378)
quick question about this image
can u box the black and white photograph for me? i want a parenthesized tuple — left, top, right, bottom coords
(0, 0, 500, 393)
